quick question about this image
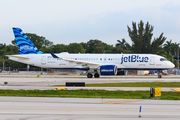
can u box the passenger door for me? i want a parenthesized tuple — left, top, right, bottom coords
(41, 56, 46, 65)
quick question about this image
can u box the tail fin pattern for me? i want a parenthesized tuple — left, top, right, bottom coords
(12, 27, 43, 54)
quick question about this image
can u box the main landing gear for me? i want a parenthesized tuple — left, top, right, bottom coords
(87, 72, 100, 78)
(94, 73, 100, 78)
(87, 73, 93, 78)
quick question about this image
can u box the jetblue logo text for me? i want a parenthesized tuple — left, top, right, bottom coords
(101, 69, 113, 72)
(121, 55, 149, 64)
(20, 45, 34, 51)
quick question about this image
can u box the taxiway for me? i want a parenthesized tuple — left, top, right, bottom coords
(0, 97, 180, 120)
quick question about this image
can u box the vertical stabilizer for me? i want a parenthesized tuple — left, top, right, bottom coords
(12, 27, 43, 54)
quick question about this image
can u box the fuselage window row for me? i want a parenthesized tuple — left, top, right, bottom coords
(48, 57, 121, 61)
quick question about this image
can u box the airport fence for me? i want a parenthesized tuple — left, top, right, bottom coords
(0, 67, 78, 75)
(0, 67, 179, 75)
(0, 67, 44, 73)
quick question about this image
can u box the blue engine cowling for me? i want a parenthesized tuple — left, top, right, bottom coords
(99, 65, 117, 75)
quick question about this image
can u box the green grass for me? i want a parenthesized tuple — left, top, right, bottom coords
(54, 82, 180, 87)
(0, 89, 180, 100)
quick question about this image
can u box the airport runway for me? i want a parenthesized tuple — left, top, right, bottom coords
(0, 97, 180, 120)
(0, 76, 180, 91)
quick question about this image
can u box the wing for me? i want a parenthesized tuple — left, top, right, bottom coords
(49, 52, 100, 68)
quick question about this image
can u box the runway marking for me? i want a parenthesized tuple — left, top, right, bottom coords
(155, 80, 163, 82)
(172, 89, 180, 91)
(102, 100, 140, 104)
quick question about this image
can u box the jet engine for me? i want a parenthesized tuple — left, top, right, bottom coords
(99, 65, 117, 75)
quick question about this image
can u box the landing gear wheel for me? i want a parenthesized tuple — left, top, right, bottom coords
(94, 73, 100, 78)
(87, 73, 93, 78)
(158, 75, 162, 78)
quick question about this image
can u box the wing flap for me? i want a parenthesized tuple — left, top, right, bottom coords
(62, 58, 100, 66)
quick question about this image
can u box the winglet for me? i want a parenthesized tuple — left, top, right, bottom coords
(49, 51, 59, 58)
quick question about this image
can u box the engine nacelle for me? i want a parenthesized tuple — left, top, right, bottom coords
(99, 65, 117, 75)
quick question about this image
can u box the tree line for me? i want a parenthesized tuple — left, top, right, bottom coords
(0, 20, 179, 68)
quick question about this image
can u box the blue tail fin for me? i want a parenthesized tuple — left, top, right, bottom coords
(12, 27, 43, 54)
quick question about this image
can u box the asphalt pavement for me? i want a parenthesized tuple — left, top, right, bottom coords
(0, 97, 180, 120)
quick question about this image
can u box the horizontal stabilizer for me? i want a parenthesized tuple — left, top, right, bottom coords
(6, 55, 30, 59)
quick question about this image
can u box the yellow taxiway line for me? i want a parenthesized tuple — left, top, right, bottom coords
(172, 89, 180, 91)
(155, 80, 163, 82)
(56, 88, 66, 90)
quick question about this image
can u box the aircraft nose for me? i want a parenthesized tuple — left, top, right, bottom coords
(171, 62, 175, 68)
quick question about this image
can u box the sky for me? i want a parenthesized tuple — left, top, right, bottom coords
(0, 0, 180, 46)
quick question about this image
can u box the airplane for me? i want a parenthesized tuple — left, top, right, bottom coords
(7, 27, 175, 78)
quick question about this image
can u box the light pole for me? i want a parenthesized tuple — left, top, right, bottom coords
(27, 64, 29, 71)
(178, 48, 179, 75)
(3, 60, 5, 72)
(172, 55, 174, 64)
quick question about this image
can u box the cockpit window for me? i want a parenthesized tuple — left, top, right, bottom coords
(160, 58, 168, 61)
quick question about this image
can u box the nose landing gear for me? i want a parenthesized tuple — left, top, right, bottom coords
(158, 73, 162, 78)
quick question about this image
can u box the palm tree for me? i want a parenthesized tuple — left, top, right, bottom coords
(163, 40, 173, 55)
(171, 42, 179, 55)
(115, 39, 131, 53)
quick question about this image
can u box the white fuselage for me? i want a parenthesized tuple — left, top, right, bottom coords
(8, 53, 175, 71)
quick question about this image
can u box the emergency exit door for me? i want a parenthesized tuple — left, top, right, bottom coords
(149, 57, 155, 65)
